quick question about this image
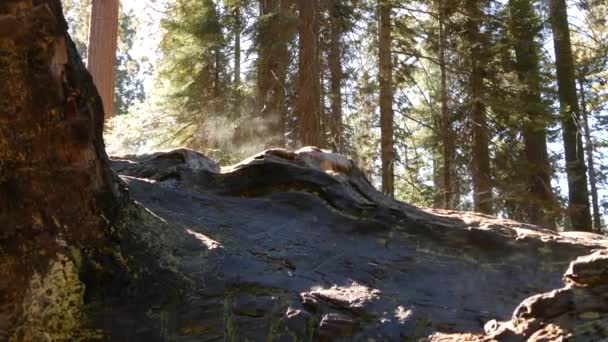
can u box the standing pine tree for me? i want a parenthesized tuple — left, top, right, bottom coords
(507, 0, 556, 228)
(297, 0, 323, 147)
(257, 0, 295, 147)
(464, 0, 492, 214)
(548, 0, 593, 231)
(378, 0, 395, 198)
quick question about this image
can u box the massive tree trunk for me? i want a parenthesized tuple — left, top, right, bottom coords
(3, 2, 608, 341)
(548, 0, 593, 231)
(464, 0, 492, 214)
(87, 0, 119, 120)
(578, 78, 602, 233)
(0, 2, 121, 339)
(257, 0, 290, 147)
(508, 0, 557, 229)
(378, 0, 395, 198)
(438, 0, 454, 209)
(297, 0, 322, 147)
(328, 2, 344, 153)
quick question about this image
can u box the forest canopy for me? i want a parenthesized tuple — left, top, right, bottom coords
(61, 0, 608, 232)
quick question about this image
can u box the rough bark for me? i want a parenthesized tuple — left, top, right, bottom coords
(578, 78, 602, 233)
(0, 2, 121, 339)
(328, 2, 344, 153)
(508, 0, 557, 229)
(297, 0, 322, 147)
(548, 0, 593, 231)
(87, 0, 119, 120)
(378, 0, 395, 198)
(464, 0, 492, 214)
(257, 0, 290, 147)
(438, 0, 454, 209)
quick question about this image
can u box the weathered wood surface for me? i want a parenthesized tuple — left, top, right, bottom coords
(108, 147, 608, 341)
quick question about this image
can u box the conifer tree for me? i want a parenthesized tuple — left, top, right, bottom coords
(257, 0, 295, 147)
(88, 0, 119, 119)
(464, 0, 492, 214)
(549, 0, 593, 231)
(297, 0, 323, 147)
(378, 0, 395, 198)
(507, 0, 556, 228)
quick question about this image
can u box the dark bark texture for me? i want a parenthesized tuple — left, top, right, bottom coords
(438, 0, 454, 209)
(464, 0, 493, 215)
(509, 0, 557, 229)
(257, 0, 291, 147)
(0, 1, 122, 339)
(579, 78, 602, 233)
(549, 0, 593, 231)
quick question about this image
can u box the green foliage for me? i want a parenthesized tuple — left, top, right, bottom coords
(65, 0, 608, 229)
(114, 10, 147, 115)
(61, 0, 146, 116)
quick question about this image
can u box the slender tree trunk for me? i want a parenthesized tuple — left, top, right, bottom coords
(578, 78, 602, 232)
(508, 0, 557, 229)
(258, 0, 290, 147)
(234, 6, 242, 121)
(464, 0, 492, 214)
(548, 0, 592, 231)
(0, 2, 120, 338)
(438, 0, 453, 209)
(297, 0, 322, 147)
(328, 2, 343, 153)
(378, 0, 395, 198)
(87, 0, 119, 120)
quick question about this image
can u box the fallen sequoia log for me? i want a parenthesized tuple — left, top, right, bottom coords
(2, 2, 608, 341)
(105, 147, 608, 341)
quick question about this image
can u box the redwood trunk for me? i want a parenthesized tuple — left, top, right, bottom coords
(509, 0, 557, 229)
(438, 0, 453, 209)
(548, 0, 592, 231)
(297, 0, 322, 147)
(464, 0, 492, 214)
(0, 1, 119, 338)
(257, 0, 290, 147)
(328, 2, 344, 153)
(88, 0, 119, 120)
(378, 0, 395, 198)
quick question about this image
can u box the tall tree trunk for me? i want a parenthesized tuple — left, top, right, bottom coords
(297, 0, 322, 147)
(464, 0, 492, 214)
(328, 2, 343, 153)
(548, 0, 592, 231)
(508, 0, 557, 229)
(0, 2, 120, 338)
(378, 0, 395, 198)
(233, 5, 242, 121)
(438, 0, 453, 209)
(257, 0, 290, 147)
(87, 0, 119, 120)
(578, 78, 602, 232)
